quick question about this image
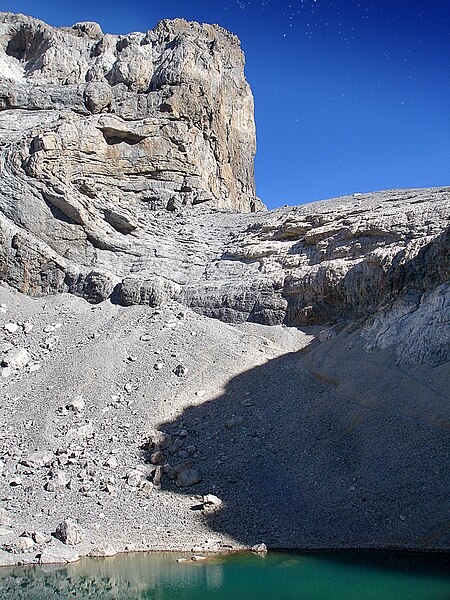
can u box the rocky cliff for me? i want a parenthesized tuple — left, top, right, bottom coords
(0, 13, 448, 342)
(0, 12, 261, 293)
(0, 12, 449, 566)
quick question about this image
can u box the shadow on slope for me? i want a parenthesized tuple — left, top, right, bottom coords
(157, 347, 449, 550)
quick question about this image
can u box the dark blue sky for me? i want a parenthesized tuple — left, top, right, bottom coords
(2, 1, 449, 208)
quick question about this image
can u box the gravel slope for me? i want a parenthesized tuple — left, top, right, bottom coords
(0, 281, 448, 566)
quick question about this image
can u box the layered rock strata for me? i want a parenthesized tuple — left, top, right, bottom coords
(0, 12, 260, 276)
(0, 14, 448, 345)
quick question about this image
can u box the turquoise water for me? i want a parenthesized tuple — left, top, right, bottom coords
(0, 551, 449, 599)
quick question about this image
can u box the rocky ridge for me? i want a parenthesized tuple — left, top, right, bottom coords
(0, 12, 449, 567)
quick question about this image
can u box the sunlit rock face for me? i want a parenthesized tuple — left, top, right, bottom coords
(0, 12, 262, 296)
(0, 13, 259, 211)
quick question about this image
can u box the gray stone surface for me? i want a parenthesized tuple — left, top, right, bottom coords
(0, 12, 448, 565)
(0, 12, 259, 210)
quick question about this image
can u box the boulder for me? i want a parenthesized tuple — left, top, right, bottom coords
(22, 451, 54, 469)
(2, 348, 30, 370)
(176, 467, 201, 488)
(53, 519, 85, 545)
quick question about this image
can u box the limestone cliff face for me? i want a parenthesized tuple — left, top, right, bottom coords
(0, 12, 260, 223)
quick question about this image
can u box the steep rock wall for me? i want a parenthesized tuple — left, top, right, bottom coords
(0, 12, 260, 223)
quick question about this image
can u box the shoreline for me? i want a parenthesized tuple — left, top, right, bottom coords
(1, 542, 449, 569)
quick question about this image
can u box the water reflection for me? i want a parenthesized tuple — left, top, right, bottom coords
(0, 551, 449, 600)
(0, 553, 225, 599)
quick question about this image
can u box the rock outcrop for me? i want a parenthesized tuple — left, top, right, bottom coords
(0, 12, 261, 300)
(0, 13, 448, 349)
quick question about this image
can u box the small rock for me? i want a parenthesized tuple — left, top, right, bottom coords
(127, 470, 143, 487)
(191, 555, 207, 561)
(173, 364, 187, 377)
(22, 451, 54, 469)
(43, 335, 58, 351)
(318, 328, 336, 343)
(150, 451, 165, 465)
(163, 464, 176, 480)
(149, 431, 172, 451)
(202, 494, 223, 508)
(104, 456, 118, 469)
(9, 477, 23, 487)
(22, 322, 34, 334)
(251, 543, 268, 554)
(153, 361, 164, 371)
(67, 422, 94, 440)
(66, 396, 85, 412)
(176, 468, 201, 488)
(58, 454, 69, 466)
(53, 519, 85, 546)
(45, 471, 70, 492)
(141, 481, 154, 496)
(152, 466, 163, 487)
(105, 483, 116, 495)
(2, 347, 31, 370)
(43, 323, 62, 333)
(170, 437, 184, 453)
(3, 537, 34, 554)
(31, 531, 51, 545)
(3, 323, 19, 334)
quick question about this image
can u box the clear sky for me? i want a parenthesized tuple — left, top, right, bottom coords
(2, 1, 449, 208)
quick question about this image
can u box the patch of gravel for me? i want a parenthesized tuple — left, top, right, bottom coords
(0, 282, 448, 566)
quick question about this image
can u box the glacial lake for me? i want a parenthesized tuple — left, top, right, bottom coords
(0, 550, 449, 599)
